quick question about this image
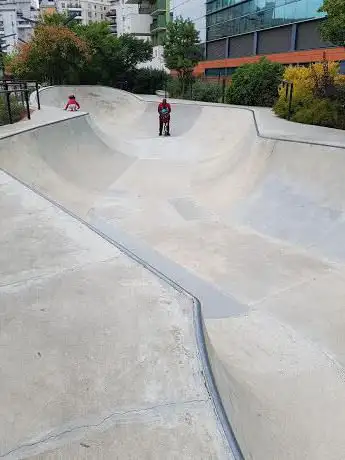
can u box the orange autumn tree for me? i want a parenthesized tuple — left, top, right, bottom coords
(8, 25, 90, 84)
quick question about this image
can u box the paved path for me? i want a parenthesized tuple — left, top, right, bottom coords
(2, 86, 345, 459)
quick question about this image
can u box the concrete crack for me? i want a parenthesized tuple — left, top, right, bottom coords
(0, 398, 209, 458)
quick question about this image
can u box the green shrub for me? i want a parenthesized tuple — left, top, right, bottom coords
(191, 80, 223, 102)
(292, 98, 345, 129)
(0, 95, 23, 125)
(167, 77, 183, 98)
(226, 57, 284, 107)
(274, 91, 315, 119)
(130, 68, 167, 94)
(273, 62, 345, 130)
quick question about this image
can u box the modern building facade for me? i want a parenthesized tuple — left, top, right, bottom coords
(55, 0, 110, 24)
(194, 0, 345, 75)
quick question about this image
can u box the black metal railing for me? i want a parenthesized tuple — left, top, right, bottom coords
(281, 79, 294, 120)
(0, 80, 40, 125)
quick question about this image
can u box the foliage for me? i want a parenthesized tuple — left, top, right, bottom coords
(117, 34, 153, 73)
(292, 98, 344, 129)
(73, 24, 152, 85)
(7, 20, 153, 87)
(225, 57, 284, 107)
(8, 25, 90, 84)
(130, 68, 167, 94)
(192, 79, 223, 102)
(319, 0, 345, 47)
(0, 95, 23, 125)
(39, 11, 75, 27)
(274, 61, 345, 129)
(72, 21, 122, 85)
(164, 17, 201, 96)
(166, 77, 182, 98)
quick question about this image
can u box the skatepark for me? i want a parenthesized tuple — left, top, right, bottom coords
(2, 85, 345, 459)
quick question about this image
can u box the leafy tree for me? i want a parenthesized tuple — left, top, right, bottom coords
(163, 17, 201, 95)
(39, 12, 73, 27)
(74, 24, 152, 85)
(319, 0, 345, 47)
(7, 20, 153, 87)
(226, 57, 284, 107)
(8, 25, 90, 84)
(117, 34, 152, 73)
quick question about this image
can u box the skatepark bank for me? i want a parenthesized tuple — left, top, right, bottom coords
(1, 86, 345, 459)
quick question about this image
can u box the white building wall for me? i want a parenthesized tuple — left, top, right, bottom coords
(0, 0, 36, 53)
(0, 6, 17, 52)
(56, 0, 110, 25)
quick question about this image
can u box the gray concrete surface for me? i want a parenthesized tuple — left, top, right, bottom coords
(0, 171, 231, 459)
(2, 85, 345, 459)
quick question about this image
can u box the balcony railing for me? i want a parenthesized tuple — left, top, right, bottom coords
(67, 3, 82, 8)
(139, 4, 152, 14)
(150, 15, 166, 32)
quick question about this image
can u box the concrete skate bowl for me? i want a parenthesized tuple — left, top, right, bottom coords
(2, 85, 345, 460)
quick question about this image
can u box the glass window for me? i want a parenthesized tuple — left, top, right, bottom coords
(206, 0, 326, 40)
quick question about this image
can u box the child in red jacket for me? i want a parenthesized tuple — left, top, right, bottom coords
(64, 95, 80, 111)
(158, 98, 171, 136)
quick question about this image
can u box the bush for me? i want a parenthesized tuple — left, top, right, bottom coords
(167, 77, 183, 98)
(292, 99, 345, 129)
(0, 95, 23, 125)
(273, 60, 345, 129)
(191, 79, 223, 102)
(225, 57, 284, 107)
(130, 68, 167, 94)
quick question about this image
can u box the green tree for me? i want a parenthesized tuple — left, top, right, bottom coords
(8, 25, 90, 84)
(74, 23, 152, 85)
(226, 57, 284, 107)
(163, 17, 201, 96)
(117, 34, 153, 74)
(39, 12, 72, 26)
(319, 0, 345, 47)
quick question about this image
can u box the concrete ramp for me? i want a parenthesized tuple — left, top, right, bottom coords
(2, 85, 345, 459)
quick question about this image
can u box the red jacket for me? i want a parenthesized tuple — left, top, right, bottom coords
(65, 98, 80, 110)
(158, 102, 171, 115)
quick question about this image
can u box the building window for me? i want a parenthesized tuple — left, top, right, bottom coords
(88, 11, 91, 16)
(61, 2, 65, 7)
(206, 0, 326, 41)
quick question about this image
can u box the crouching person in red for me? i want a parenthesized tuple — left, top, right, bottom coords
(64, 95, 80, 111)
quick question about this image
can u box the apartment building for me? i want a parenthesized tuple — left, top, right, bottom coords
(56, 0, 110, 24)
(107, 0, 116, 34)
(0, 0, 38, 52)
(113, 0, 169, 69)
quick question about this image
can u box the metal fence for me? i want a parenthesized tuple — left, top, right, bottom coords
(0, 80, 40, 125)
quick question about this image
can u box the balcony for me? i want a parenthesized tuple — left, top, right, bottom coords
(150, 0, 165, 16)
(106, 8, 116, 17)
(67, 3, 82, 10)
(138, 4, 152, 14)
(150, 14, 166, 33)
